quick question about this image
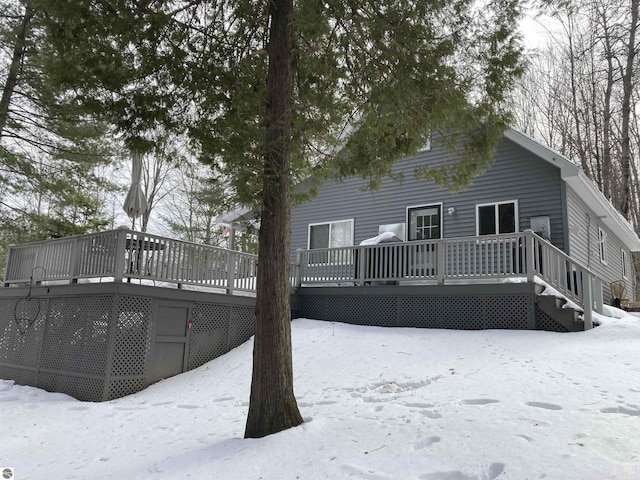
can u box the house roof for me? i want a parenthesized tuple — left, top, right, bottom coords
(505, 129, 640, 251)
(215, 205, 254, 225)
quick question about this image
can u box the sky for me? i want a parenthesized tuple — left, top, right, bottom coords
(1, 306, 639, 480)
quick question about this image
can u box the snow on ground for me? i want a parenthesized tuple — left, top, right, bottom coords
(2, 313, 640, 480)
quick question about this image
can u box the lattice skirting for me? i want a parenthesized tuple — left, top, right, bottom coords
(0, 285, 256, 401)
(1, 283, 567, 401)
(296, 288, 565, 332)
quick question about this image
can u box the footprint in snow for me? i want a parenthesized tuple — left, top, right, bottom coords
(599, 406, 640, 416)
(419, 410, 442, 419)
(420, 462, 505, 480)
(413, 436, 441, 450)
(461, 399, 500, 405)
(402, 402, 436, 408)
(525, 401, 563, 411)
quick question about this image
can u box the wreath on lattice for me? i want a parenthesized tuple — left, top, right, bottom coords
(13, 267, 45, 335)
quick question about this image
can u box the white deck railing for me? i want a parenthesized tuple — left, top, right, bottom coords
(3, 228, 258, 294)
(3, 229, 603, 326)
(294, 230, 603, 327)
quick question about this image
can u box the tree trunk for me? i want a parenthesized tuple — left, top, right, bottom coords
(244, 0, 303, 438)
(599, 3, 614, 201)
(619, 0, 638, 218)
(0, 2, 34, 137)
(564, 15, 591, 178)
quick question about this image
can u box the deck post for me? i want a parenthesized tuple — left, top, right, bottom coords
(358, 246, 366, 286)
(70, 237, 81, 284)
(294, 249, 302, 288)
(525, 230, 535, 282)
(593, 276, 604, 315)
(114, 228, 127, 283)
(227, 250, 236, 295)
(582, 272, 594, 330)
(3, 245, 13, 287)
(33, 244, 43, 285)
(436, 241, 445, 285)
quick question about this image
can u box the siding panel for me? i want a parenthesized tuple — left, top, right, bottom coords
(566, 187, 634, 302)
(292, 136, 565, 258)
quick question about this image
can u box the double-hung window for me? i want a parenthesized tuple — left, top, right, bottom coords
(598, 227, 608, 265)
(308, 219, 354, 263)
(476, 200, 518, 236)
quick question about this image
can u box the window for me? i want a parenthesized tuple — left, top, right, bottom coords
(622, 248, 628, 278)
(308, 219, 353, 250)
(598, 227, 607, 265)
(407, 204, 442, 241)
(476, 201, 518, 236)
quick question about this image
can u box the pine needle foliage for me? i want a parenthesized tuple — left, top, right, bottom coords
(34, 0, 524, 438)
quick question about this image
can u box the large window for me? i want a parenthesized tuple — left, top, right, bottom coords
(308, 219, 353, 249)
(598, 227, 608, 265)
(407, 204, 442, 241)
(476, 200, 518, 236)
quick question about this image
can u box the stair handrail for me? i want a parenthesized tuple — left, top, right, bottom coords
(527, 230, 603, 326)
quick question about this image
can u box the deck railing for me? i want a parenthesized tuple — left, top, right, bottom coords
(295, 230, 603, 327)
(3, 228, 258, 294)
(3, 229, 603, 325)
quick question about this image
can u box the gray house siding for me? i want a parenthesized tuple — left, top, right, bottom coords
(291, 137, 566, 259)
(566, 187, 634, 302)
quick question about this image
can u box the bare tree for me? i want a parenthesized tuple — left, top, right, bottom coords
(515, 0, 640, 222)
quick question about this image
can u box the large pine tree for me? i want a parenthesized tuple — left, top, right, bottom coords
(35, 0, 524, 437)
(0, 0, 118, 256)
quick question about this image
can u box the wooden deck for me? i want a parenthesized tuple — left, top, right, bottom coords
(293, 231, 604, 328)
(0, 230, 610, 401)
(2, 229, 604, 328)
(3, 228, 258, 295)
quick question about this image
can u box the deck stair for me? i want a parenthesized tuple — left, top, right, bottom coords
(536, 293, 584, 332)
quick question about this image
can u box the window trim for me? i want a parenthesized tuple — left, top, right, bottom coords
(597, 226, 608, 265)
(621, 248, 628, 279)
(475, 199, 519, 236)
(421, 134, 432, 152)
(307, 218, 354, 249)
(406, 203, 443, 241)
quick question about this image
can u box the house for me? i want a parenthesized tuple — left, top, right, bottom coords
(290, 128, 640, 305)
(2, 128, 638, 402)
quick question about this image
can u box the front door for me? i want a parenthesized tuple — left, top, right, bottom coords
(407, 204, 442, 276)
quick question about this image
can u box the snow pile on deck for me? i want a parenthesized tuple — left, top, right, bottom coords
(2, 312, 640, 479)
